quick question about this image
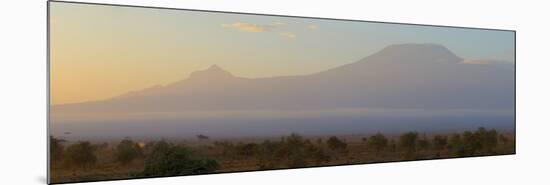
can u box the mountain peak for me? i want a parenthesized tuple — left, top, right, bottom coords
(369, 43, 463, 64)
(189, 64, 234, 80)
(208, 64, 223, 71)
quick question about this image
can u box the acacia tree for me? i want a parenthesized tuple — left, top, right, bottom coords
(417, 134, 431, 152)
(399, 132, 418, 159)
(326, 136, 347, 153)
(139, 141, 219, 177)
(65, 141, 97, 170)
(275, 133, 309, 168)
(448, 133, 465, 156)
(367, 133, 388, 157)
(237, 143, 259, 156)
(50, 136, 65, 162)
(479, 128, 498, 153)
(462, 131, 480, 156)
(257, 140, 279, 169)
(196, 134, 210, 141)
(432, 135, 448, 157)
(115, 139, 143, 165)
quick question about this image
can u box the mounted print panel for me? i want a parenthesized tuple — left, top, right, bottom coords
(48, 1, 515, 184)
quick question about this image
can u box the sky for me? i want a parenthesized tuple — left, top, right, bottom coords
(49, 2, 515, 105)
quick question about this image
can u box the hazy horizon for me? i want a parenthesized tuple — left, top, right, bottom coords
(49, 1, 514, 140)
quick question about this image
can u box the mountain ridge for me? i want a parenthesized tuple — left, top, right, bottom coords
(52, 43, 514, 112)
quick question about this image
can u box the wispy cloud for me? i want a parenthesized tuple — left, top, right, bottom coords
(279, 32, 297, 39)
(270, 22, 286, 26)
(461, 59, 510, 65)
(222, 22, 266, 33)
(222, 22, 298, 40)
(307, 24, 318, 30)
(462, 59, 490, 65)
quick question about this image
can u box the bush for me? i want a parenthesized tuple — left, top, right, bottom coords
(432, 135, 447, 156)
(417, 134, 431, 152)
(326, 136, 347, 152)
(448, 133, 465, 156)
(65, 141, 97, 170)
(138, 141, 219, 177)
(115, 139, 143, 165)
(399, 132, 418, 159)
(50, 136, 65, 161)
(267, 133, 331, 168)
(236, 143, 259, 156)
(367, 133, 388, 156)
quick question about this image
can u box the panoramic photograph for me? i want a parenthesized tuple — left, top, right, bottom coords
(49, 1, 515, 184)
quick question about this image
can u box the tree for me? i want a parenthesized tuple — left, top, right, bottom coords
(326, 136, 347, 152)
(50, 136, 65, 161)
(139, 141, 219, 177)
(257, 140, 279, 169)
(308, 146, 330, 165)
(275, 133, 309, 168)
(479, 128, 498, 153)
(196, 134, 210, 141)
(399, 132, 418, 159)
(367, 133, 388, 156)
(270, 133, 330, 168)
(462, 130, 481, 155)
(432, 135, 447, 157)
(237, 143, 259, 156)
(115, 139, 143, 165)
(65, 141, 97, 170)
(417, 134, 431, 152)
(448, 133, 465, 156)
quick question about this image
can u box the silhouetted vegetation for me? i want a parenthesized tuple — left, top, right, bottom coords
(432, 135, 447, 157)
(196, 134, 210, 141)
(138, 140, 219, 177)
(326, 136, 347, 153)
(50, 136, 65, 162)
(366, 133, 388, 156)
(50, 128, 514, 183)
(115, 139, 143, 165)
(399, 132, 419, 159)
(65, 141, 97, 170)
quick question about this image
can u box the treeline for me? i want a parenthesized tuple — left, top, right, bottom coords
(50, 127, 514, 182)
(209, 127, 513, 169)
(50, 137, 219, 178)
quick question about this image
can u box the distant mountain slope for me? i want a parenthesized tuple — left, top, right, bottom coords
(52, 43, 514, 114)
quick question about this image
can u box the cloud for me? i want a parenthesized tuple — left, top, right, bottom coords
(279, 32, 297, 39)
(307, 24, 318, 30)
(222, 22, 297, 39)
(222, 22, 265, 33)
(270, 22, 286, 26)
(461, 59, 509, 65)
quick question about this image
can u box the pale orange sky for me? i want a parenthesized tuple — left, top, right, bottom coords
(49, 2, 514, 105)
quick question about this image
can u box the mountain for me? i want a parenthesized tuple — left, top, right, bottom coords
(52, 43, 514, 115)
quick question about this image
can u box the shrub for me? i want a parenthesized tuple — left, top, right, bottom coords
(139, 141, 219, 177)
(399, 132, 418, 159)
(65, 141, 97, 170)
(367, 133, 388, 156)
(326, 136, 347, 152)
(115, 139, 143, 165)
(432, 135, 447, 156)
(50, 136, 65, 161)
(417, 134, 431, 152)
